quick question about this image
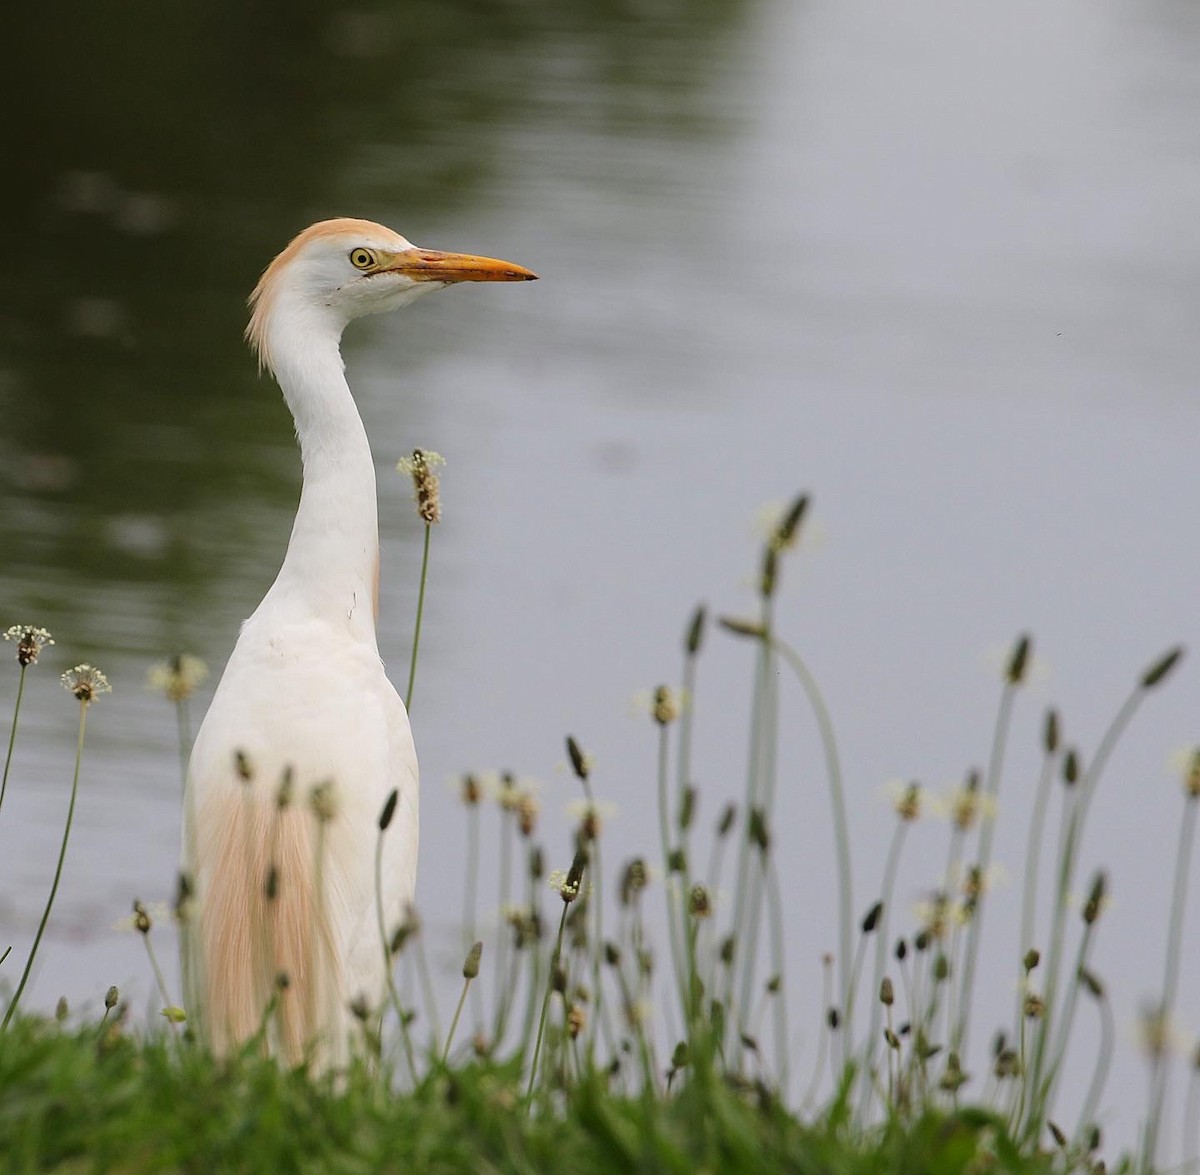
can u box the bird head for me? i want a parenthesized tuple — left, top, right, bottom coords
(247, 218, 536, 373)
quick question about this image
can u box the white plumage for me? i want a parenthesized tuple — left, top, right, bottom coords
(181, 219, 535, 1067)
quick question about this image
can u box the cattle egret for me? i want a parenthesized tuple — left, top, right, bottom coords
(181, 218, 536, 1067)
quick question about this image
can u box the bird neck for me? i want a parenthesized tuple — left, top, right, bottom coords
(260, 326, 381, 646)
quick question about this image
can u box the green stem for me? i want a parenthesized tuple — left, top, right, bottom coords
(1075, 985, 1114, 1150)
(861, 819, 909, 1115)
(1142, 794, 1198, 1173)
(443, 975, 474, 1066)
(1016, 742, 1057, 1027)
(405, 523, 432, 711)
(527, 901, 571, 1101)
(174, 697, 191, 793)
(953, 680, 1018, 1057)
(656, 725, 688, 1024)
(3, 699, 88, 1030)
(0, 664, 29, 820)
(771, 637, 853, 1058)
(375, 823, 417, 1080)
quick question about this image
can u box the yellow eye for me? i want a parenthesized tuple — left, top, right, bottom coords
(349, 247, 376, 270)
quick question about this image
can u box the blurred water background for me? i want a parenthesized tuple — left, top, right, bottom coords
(2, 0, 1200, 1155)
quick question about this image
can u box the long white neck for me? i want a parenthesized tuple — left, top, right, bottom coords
(256, 312, 380, 648)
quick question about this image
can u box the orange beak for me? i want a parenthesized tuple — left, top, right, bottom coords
(381, 248, 538, 283)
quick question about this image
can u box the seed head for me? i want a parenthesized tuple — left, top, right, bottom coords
(234, 749, 254, 783)
(685, 605, 706, 657)
(396, 449, 444, 525)
(309, 781, 340, 824)
(566, 1004, 586, 1039)
(61, 663, 111, 704)
(1024, 991, 1045, 1020)
(462, 941, 483, 980)
(132, 899, 152, 936)
(56, 996, 69, 1022)
(879, 977, 894, 1007)
(861, 901, 883, 934)
(146, 654, 208, 703)
(4, 625, 54, 667)
(619, 858, 648, 906)
(1139, 1005, 1169, 1059)
(1043, 708, 1060, 754)
(105, 985, 119, 1010)
(1063, 748, 1080, 786)
(892, 781, 921, 822)
(517, 791, 540, 838)
(173, 872, 194, 924)
(378, 789, 398, 831)
(1083, 871, 1107, 924)
(460, 773, 482, 806)
(688, 884, 712, 919)
(717, 803, 736, 837)
(1141, 646, 1184, 691)
(718, 616, 768, 640)
(1005, 633, 1032, 685)
(1023, 948, 1040, 974)
(652, 685, 680, 726)
(549, 850, 587, 903)
(565, 735, 590, 782)
(1184, 748, 1200, 800)
(678, 785, 696, 832)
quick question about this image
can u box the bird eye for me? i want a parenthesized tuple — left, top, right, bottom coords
(349, 248, 376, 270)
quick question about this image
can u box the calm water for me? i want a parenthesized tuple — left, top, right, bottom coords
(3, 0, 1200, 1153)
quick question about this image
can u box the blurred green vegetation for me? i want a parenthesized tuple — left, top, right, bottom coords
(0, 1014, 1053, 1175)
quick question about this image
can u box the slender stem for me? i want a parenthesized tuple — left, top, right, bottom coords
(414, 918, 442, 1051)
(464, 804, 479, 953)
(771, 637, 853, 1055)
(656, 725, 688, 1022)
(1075, 986, 1114, 1149)
(491, 809, 513, 1042)
(1016, 743, 1058, 1028)
(374, 823, 416, 1080)
(1025, 685, 1145, 1143)
(736, 651, 778, 1054)
(3, 699, 88, 1030)
(405, 524, 432, 711)
(174, 698, 191, 793)
(954, 680, 1017, 1057)
(0, 664, 28, 820)
(575, 773, 605, 1064)
(765, 860, 789, 1089)
(861, 819, 909, 1116)
(801, 955, 834, 1113)
(141, 931, 174, 1012)
(443, 975, 475, 1065)
(1038, 916, 1098, 1117)
(1142, 794, 1198, 1173)
(726, 606, 771, 1017)
(527, 901, 571, 1101)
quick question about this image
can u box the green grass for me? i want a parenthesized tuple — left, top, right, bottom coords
(0, 1014, 1053, 1175)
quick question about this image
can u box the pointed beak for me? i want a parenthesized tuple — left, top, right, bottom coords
(380, 248, 538, 283)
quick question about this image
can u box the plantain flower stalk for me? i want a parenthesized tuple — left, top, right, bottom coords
(3, 664, 109, 1029)
(397, 449, 444, 711)
(1, 625, 54, 820)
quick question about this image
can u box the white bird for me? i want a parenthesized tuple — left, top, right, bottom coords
(181, 218, 536, 1067)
